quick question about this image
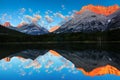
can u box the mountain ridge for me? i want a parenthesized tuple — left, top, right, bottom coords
(77, 65, 120, 76)
(76, 4, 120, 16)
(16, 23, 49, 35)
(1, 5, 120, 35)
(54, 8, 120, 33)
(54, 49, 120, 76)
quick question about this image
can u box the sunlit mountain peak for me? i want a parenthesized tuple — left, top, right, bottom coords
(76, 4, 120, 16)
(77, 65, 120, 76)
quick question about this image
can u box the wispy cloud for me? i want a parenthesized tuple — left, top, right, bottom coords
(45, 15, 54, 23)
(1, 13, 7, 21)
(45, 10, 53, 15)
(61, 5, 66, 10)
(28, 8, 33, 13)
(45, 60, 54, 68)
(25, 14, 42, 23)
(0, 13, 12, 24)
(55, 12, 65, 19)
(19, 8, 26, 14)
(19, 69, 26, 76)
(25, 60, 42, 69)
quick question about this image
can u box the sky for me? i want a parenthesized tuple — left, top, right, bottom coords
(0, 0, 120, 29)
(0, 51, 120, 80)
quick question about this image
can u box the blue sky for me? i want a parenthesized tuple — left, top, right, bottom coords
(0, 0, 120, 29)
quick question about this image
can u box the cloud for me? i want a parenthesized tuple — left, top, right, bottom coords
(68, 11, 72, 15)
(25, 60, 42, 69)
(40, 20, 45, 26)
(28, 8, 33, 13)
(18, 57, 29, 62)
(32, 14, 42, 23)
(45, 11, 49, 15)
(54, 12, 71, 21)
(25, 15, 33, 22)
(1, 13, 11, 21)
(45, 10, 53, 15)
(35, 10, 41, 14)
(48, 10, 53, 13)
(61, 5, 65, 10)
(25, 14, 42, 23)
(45, 60, 54, 68)
(19, 8, 26, 14)
(0, 62, 7, 70)
(1, 13, 7, 21)
(53, 12, 73, 26)
(72, 10, 77, 13)
(54, 58, 75, 71)
(34, 14, 41, 20)
(55, 65, 65, 71)
(55, 12, 65, 19)
(28, 71, 33, 75)
(19, 69, 26, 76)
(45, 15, 54, 23)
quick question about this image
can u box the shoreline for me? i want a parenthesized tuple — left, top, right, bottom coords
(0, 41, 120, 44)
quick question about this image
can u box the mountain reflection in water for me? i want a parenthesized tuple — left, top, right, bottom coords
(0, 43, 120, 80)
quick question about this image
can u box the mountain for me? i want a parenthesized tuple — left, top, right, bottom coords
(0, 43, 120, 77)
(2, 22, 49, 35)
(49, 50, 61, 56)
(76, 5, 119, 16)
(17, 23, 49, 35)
(54, 10, 108, 33)
(0, 24, 26, 35)
(2, 22, 19, 31)
(3, 22, 11, 27)
(4, 49, 48, 62)
(54, 49, 120, 76)
(56, 49, 120, 72)
(54, 5, 120, 34)
(0, 24, 30, 42)
(17, 22, 27, 28)
(77, 65, 120, 76)
(107, 9, 120, 30)
(0, 5, 120, 42)
(2, 49, 120, 76)
(49, 26, 60, 32)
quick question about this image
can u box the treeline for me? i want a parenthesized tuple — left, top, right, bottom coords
(0, 29, 120, 42)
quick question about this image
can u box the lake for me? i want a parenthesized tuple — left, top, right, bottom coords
(0, 43, 120, 80)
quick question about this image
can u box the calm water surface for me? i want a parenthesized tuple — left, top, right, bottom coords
(0, 43, 120, 80)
